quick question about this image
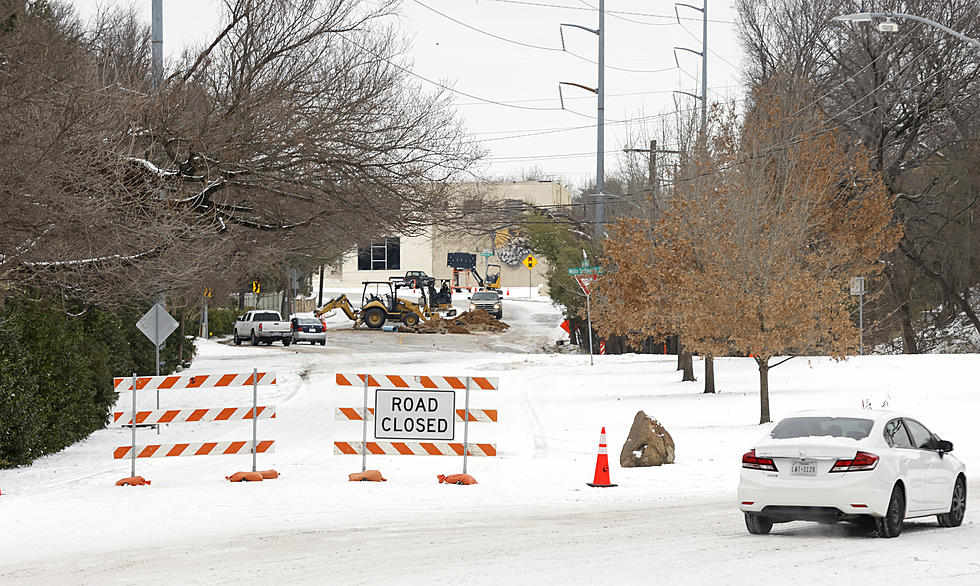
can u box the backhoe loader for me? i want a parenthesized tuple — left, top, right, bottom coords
(315, 281, 431, 329)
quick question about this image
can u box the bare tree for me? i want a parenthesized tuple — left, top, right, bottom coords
(1, 0, 483, 310)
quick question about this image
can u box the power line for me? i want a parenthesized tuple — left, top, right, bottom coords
(478, 59, 954, 195)
(339, 32, 596, 118)
(455, 86, 736, 107)
(576, 0, 671, 27)
(411, 0, 677, 74)
(413, 0, 564, 53)
(483, 0, 734, 24)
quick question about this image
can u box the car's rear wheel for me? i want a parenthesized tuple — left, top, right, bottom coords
(282, 337, 290, 346)
(319, 339, 326, 346)
(744, 513, 773, 535)
(875, 484, 905, 538)
(250, 330, 258, 346)
(234, 331, 242, 346)
(937, 476, 967, 528)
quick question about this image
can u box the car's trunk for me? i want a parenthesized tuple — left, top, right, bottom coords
(754, 436, 862, 460)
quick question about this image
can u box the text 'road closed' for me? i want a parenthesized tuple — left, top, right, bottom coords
(375, 389, 455, 441)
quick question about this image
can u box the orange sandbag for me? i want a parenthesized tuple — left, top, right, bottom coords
(257, 469, 279, 479)
(226, 471, 264, 482)
(438, 473, 478, 485)
(348, 470, 387, 482)
(115, 476, 151, 486)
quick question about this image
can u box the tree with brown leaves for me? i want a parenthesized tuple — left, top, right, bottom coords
(601, 95, 901, 423)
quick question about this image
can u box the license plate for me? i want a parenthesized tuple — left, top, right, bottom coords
(791, 460, 817, 476)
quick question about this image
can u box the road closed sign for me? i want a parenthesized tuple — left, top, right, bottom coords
(375, 389, 455, 441)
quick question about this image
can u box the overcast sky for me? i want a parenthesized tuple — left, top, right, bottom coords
(71, 0, 745, 189)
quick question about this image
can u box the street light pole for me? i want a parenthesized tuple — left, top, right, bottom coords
(833, 12, 980, 50)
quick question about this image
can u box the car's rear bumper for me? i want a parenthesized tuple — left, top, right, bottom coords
(256, 331, 290, 339)
(293, 332, 326, 342)
(737, 469, 893, 518)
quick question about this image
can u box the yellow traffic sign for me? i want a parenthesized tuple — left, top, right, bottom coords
(523, 254, 538, 270)
(204, 287, 213, 298)
(252, 280, 260, 294)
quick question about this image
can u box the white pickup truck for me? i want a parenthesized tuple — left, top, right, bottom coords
(233, 310, 292, 346)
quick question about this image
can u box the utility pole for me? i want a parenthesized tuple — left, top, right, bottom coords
(317, 264, 325, 308)
(151, 0, 163, 90)
(558, 0, 605, 238)
(597, 0, 605, 237)
(623, 140, 680, 201)
(674, 1, 708, 132)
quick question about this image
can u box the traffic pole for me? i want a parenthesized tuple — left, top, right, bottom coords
(131, 372, 137, 478)
(361, 375, 369, 472)
(586, 292, 594, 366)
(251, 367, 258, 472)
(462, 376, 472, 474)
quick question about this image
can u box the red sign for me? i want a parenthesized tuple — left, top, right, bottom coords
(599, 341, 606, 355)
(574, 272, 599, 295)
(560, 319, 570, 334)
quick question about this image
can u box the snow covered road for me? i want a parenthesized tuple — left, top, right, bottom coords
(2, 293, 979, 584)
(3, 488, 977, 584)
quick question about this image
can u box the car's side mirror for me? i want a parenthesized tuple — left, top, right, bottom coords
(937, 439, 953, 453)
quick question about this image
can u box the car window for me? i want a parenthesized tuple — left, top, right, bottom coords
(472, 293, 498, 300)
(770, 417, 873, 440)
(883, 418, 914, 449)
(254, 312, 281, 321)
(297, 318, 320, 325)
(904, 419, 937, 450)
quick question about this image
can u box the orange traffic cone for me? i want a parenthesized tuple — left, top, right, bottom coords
(587, 427, 617, 487)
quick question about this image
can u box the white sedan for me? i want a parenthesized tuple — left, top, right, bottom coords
(738, 409, 966, 538)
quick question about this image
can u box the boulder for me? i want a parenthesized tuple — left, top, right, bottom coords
(619, 411, 675, 467)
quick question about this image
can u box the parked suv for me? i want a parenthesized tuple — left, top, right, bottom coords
(469, 290, 502, 319)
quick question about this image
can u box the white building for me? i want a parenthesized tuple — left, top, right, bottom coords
(319, 181, 573, 291)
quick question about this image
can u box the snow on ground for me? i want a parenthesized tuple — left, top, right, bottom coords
(1, 291, 978, 584)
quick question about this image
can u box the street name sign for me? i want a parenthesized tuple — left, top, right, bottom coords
(567, 266, 603, 276)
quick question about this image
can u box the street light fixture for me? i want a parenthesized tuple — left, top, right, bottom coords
(834, 12, 873, 23)
(833, 11, 980, 49)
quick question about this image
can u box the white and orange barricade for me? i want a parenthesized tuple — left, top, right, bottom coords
(112, 369, 276, 484)
(335, 372, 498, 475)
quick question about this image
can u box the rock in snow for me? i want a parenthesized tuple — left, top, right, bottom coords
(619, 410, 675, 467)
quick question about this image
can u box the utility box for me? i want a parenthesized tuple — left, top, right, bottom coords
(447, 252, 476, 270)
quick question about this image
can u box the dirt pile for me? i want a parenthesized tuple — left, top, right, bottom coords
(414, 311, 509, 334)
(456, 310, 510, 332)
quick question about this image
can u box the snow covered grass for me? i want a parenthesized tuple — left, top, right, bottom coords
(1, 296, 977, 583)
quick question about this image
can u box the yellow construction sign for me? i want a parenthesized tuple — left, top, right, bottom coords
(523, 254, 538, 270)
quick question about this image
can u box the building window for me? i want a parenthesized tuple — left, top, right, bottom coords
(357, 237, 400, 271)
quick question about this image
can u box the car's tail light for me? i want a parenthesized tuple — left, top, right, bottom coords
(830, 451, 879, 473)
(742, 449, 778, 472)
(259, 323, 263, 331)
